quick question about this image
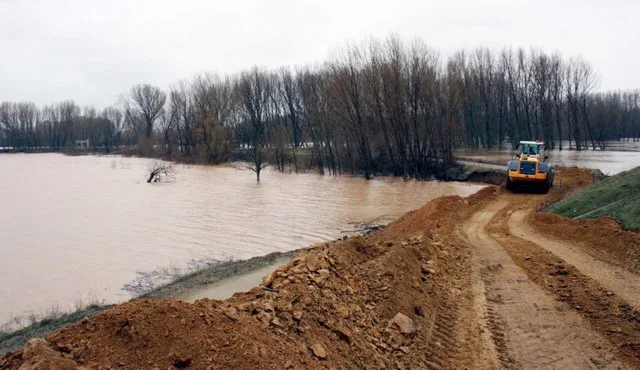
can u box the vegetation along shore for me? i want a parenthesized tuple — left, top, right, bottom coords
(2, 36, 639, 182)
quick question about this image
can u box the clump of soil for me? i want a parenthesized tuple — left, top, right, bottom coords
(1, 188, 495, 370)
(533, 212, 640, 270)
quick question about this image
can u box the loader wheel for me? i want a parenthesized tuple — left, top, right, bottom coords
(541, 182, 550, 194)
(540, 173, 553, 194)
(506, 176, 516, 192)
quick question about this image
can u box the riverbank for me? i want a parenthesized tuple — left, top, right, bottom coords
(0, 250, 302, 356)
(0, 305, 113, 357)
(0, 235, 372, 355)
(142, 250, 302, 301)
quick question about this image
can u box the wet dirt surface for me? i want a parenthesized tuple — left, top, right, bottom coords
(178, 258, 290, 303)
(509, 210, 640, 309)
(463, 199, 628, 369)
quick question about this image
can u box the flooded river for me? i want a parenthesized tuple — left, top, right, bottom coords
(0, 154, 484, 325)
(457, 140, 640, 175)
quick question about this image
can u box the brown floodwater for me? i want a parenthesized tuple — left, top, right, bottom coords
(456, 140, 640, 175)
(0, 153, 485, 326)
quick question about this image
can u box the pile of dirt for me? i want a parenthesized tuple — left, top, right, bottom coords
(533, 212, 640, 270)
(445, 163, 507, 185)
(464, 170, 505, 185)
(545, 167, 601, 200)
(1, 188, 496, 370)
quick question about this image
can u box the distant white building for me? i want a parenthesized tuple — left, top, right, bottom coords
(75, 139, 90, 149)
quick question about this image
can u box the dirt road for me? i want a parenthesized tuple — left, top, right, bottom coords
(509, 210, 640, 309)
(2, 168, 639, 369)
(461, 196, 631, 369)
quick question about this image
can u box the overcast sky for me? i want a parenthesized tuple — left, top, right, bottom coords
(1, 0, 638, 108)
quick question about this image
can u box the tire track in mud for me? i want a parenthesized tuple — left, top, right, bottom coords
(508, 210, 640, 309)
(419, 240, 496, 369)
(487, 195, 640, 367)
(421, 300, 464, 369)
(461, 199, 628, 369)
(453, 225, 504, 369)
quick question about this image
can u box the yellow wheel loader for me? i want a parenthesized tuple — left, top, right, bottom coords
(506, 140, 554, 193)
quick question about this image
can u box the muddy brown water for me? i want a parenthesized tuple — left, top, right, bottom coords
(457, 140, 640, 175)
(0, 153, 485, 326)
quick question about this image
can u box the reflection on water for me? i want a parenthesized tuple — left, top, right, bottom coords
(457, 140, 640, 175)
(0, 153, 484, 324)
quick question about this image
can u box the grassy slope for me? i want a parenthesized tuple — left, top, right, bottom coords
(548, 166, 640, 230)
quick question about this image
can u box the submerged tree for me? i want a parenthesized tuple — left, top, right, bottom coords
(146, 161, 175, 183)
(236, 68, 272, 182)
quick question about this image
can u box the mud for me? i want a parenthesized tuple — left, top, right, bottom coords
(510, 210, 640, 308)
(3, 167, 640, 369)
(462, 200, 626, 369)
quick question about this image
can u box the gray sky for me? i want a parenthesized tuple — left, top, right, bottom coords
(1, 0, 638, 108)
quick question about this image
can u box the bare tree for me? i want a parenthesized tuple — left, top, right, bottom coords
(126, 84, 167, 139)
(236, 68, 272, 182)
(101, 106, 124, 150)
(191, 74, 233, 163)
(328, 44, 374, 179)
(2, 36, 639, 177)
(146, 161, 175, 183)
(167, 82, 195, 156)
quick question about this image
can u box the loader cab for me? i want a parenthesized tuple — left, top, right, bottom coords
(516, 141, 546, 161)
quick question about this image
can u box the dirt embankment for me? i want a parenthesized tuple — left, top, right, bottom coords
(2, 167, 639, 369)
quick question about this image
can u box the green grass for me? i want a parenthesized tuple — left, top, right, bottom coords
(548, 166, 640, 230)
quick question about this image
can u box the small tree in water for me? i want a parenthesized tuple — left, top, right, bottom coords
(236, 68, 271, 182)
(247, 145, 268, 182)
(146, 161, 175, 183)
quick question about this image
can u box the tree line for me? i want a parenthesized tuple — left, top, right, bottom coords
(1, 36, 639, 180)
